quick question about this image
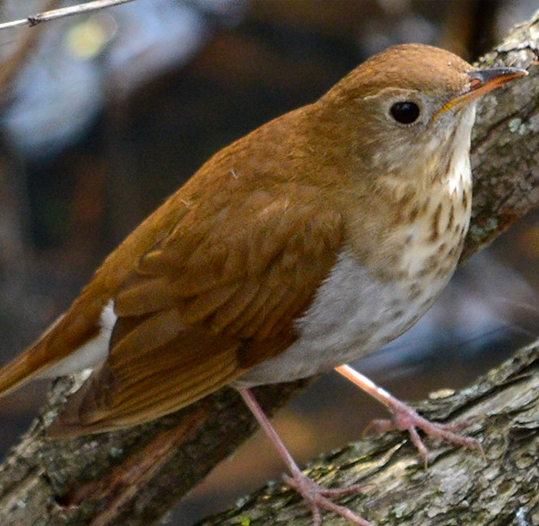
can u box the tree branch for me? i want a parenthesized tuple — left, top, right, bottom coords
(199, 342, 539, 526)
(1, 10, 539, 526)
(0, 0, 137, 31)
(462, 15, 539, 260)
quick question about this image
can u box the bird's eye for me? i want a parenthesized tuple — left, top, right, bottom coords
(390, 102, 420, 124)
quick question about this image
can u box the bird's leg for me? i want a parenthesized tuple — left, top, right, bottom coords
(237, 388, 372, 526)
(334, 364, 482, 466)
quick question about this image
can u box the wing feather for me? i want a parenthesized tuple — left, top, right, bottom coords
(51, 184, 344, 436)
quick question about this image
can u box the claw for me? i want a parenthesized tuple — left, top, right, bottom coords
(283, 472, 372, 526)
(368, 398, 483, 466)
(335, 365, 484, 466)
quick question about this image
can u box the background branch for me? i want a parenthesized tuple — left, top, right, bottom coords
(0, 7, 538, 526)
(0, 0, 136, 30)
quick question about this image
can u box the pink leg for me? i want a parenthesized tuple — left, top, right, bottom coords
(238, 388, 372, 526)
(334, 364, 482, 465)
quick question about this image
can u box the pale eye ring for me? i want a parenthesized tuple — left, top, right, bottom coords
(390, 101, 420, 124)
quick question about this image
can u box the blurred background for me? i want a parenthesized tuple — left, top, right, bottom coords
(0, 1, 537, 525)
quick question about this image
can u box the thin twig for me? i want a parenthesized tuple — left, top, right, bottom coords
(0, 0, 137, 31)
(0, 0, 60, 94)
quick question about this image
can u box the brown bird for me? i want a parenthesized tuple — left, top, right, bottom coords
(0, 44, 526, 525)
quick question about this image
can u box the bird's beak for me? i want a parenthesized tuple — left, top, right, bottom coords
(465, 67, 528, 100)
(435, 66, 528, 118)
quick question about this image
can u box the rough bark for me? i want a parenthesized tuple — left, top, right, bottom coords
(199, 341, 539, 526)
(1, 10, 539, 526)
(462, 14, 539, 260)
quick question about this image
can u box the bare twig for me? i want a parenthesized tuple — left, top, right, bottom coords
(0, 0, 60, 94)
(0, 0, 137, 31)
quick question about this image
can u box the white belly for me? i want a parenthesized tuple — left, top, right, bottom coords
(234, 249, 454, 387)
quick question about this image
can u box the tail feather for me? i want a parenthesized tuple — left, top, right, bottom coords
(0, 306, 103, 400)
(0, 344, 52, 398)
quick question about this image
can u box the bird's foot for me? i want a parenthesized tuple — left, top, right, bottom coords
(238, 387, 372, 525)
(365, 397, 483, 466)
(282, 470, 372, 526)
(334, 365, 482, 466)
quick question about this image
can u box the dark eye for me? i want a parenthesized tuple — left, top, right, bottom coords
(390, 102, 420, 124)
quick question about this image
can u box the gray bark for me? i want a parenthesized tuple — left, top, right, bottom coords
(1, 9, 539, 526)
(200, 342, 539, 526)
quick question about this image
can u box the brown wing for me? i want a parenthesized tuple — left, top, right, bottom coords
(49, 184, 343, 436)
